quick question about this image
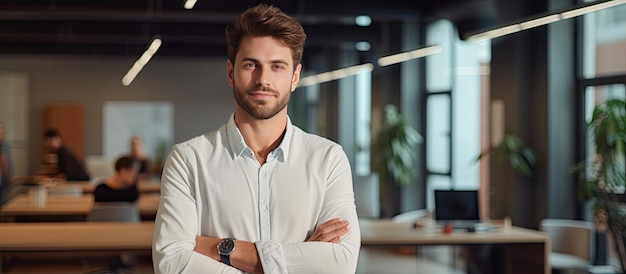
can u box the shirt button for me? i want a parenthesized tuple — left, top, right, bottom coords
(261, 205, 267, 210)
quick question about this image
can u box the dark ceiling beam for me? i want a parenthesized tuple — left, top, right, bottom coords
(0, 10, 365, 25)
(0, 0, 501, 57)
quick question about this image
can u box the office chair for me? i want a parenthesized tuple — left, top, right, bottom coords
(540, 219, 594, 274)
(86, 202, 141, 273)
(87, 202, 140, 222)
(392, 209, 430, 224)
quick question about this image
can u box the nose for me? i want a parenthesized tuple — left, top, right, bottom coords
(254, 66, 270, 87)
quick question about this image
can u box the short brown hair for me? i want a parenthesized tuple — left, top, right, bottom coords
(114, 156, 137, 172)
(225, 4, 306, 68)
(43, 128, 61, 139)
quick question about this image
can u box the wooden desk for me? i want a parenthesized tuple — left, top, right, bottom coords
(0, 222, 154, 252)
(0, 222, 154, 272)
(359, 219, 550, 274)
(12, 178, 161, 194)
(0, 194, 159, 221)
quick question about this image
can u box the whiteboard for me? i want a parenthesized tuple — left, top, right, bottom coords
(103, 101, 173, 164)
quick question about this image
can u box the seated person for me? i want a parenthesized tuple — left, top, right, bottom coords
(0, 121, 14, 202)
(129, 136, 151, 180)
(42, 128, 90, 181)
(94, 156, 139, 203)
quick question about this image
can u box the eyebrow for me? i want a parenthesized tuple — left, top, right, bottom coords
(241, 57, 290, 66)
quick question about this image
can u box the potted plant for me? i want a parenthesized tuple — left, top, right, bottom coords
(575, 98, 626, 271)
(373, 104, 422, 217)
(476, 133, 538, 177)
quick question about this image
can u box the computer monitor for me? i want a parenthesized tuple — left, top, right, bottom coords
(434, 190, 480, 223)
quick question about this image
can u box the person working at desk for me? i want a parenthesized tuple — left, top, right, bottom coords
(93, 156, 139, 203)
(128, 136, 151, 180)
(0, 121, 13, 201)
(152, 4, 360, 274)
(42, 128, 90, 181)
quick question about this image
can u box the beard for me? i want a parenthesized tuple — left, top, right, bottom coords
(233, 84, 291, 120)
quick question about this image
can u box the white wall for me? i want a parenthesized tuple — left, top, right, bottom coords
(0, 54, 234, 173)
(0, 72, 29, 176)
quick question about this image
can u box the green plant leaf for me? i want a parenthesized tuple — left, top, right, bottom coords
(374, 104, 423, 186)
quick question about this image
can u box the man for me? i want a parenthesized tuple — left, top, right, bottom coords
(153, 4, 360, 274)
(93, 156, 139, 203)
(42, 128, 90, 181)
(128, 136, 151, 180)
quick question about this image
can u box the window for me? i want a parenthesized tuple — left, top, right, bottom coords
(579, 2, 626, 268)
(425, 19, 489, 210)
(582, 3, 626, 78)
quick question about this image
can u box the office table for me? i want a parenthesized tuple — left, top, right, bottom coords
(0, 194, 159, 221)
(359, 219, 550, 274)
(11, 177, 162, 194)
(0, 221, 155, 272)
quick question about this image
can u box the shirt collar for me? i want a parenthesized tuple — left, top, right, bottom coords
(226, 113, 293, 163)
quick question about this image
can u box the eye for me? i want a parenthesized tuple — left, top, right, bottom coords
(243, 62, 256, 69)
(273, 64, 286, 70)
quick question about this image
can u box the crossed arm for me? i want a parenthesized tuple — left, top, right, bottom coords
(153, 144, 360, 274)
(193, 218, 351, 274)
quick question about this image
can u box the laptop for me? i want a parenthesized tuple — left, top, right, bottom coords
(434, 190, 482, 230)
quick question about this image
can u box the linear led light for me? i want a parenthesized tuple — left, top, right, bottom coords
(298, 63, 374, 87)
(122, 37, 162, 87)
(377, 45, 442, 67)
(519, 14, 561, 30)
(184, 0, 197, 10)
(466, 24, 521, 42)
(562, 0, 625, 18)
(465, 0, 625, 42)
(355, 15, 372, 26)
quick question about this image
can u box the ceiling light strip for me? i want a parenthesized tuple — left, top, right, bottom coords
(298, 63, 374, 87)
(377, 45, 442, 67)
(122, 37, 162, 86)
(561, 0, 625, 18)
(519, 14, 561, 30)
(466, 0, 625, 42)
(184, 0, 197, 10)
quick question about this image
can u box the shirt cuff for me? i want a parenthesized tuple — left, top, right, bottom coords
(255, 240, 288, 274)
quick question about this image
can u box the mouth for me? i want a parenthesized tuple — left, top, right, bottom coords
(248, 88, 277, 99)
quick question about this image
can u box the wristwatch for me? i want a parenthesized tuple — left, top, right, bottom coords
(217, 238, 236, 266)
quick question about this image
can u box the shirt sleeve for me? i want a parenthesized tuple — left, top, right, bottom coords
(256, 146, 361, 274)
(152, 145, 246, 274)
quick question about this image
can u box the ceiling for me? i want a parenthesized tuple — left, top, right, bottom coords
(0, 0, 500, 60)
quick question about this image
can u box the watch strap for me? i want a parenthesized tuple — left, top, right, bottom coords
(220, 254, 231, 266)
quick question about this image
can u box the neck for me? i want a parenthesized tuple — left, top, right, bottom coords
(106, 175, 127, 190)
(234, 109, 287, 164)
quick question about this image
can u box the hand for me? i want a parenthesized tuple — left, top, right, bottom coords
(194, 236, 221, 261)
(307, 218, 350, 243)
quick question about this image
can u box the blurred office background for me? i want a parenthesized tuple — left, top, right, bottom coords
(0, 0, 624, 273)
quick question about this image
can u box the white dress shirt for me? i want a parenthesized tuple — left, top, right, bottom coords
(152, 114, 360, 274)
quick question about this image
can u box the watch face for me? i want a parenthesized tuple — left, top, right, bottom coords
(218, 239, 235, 254)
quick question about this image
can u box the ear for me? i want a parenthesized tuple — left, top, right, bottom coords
(226, 60, 234, 87)
(290, 63, 302, 92)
